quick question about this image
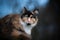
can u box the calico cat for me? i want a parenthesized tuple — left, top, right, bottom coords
(20, 7, 38, 35)
(0, 7, 38, 40)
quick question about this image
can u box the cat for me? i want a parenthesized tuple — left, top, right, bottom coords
(0, 7, 38, 40)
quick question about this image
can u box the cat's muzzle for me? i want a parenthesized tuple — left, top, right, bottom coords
(27, 23, 31, 26)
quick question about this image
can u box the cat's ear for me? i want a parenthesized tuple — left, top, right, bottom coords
(32, 9, 39, 14)
(22, 7, 27, 13)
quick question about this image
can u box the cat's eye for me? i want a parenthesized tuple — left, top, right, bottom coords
(23, 17, 27, 19)
(31, 17, 33, 18)
(32, 16, 36, 18)
(25, 15, 28, 17)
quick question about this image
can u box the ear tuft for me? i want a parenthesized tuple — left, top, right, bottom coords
(23, 7, 27, 13)
(34, 10, 39, 14)
(32, 9, 39, 14)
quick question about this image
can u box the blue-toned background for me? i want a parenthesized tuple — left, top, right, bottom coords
(0, 0, 49, 18)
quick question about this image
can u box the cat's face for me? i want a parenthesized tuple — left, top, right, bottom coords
(20, 7, 38, 27)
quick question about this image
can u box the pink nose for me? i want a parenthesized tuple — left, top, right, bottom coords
(28, 18, 31, 22)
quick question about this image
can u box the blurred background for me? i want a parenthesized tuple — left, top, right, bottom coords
(0, 0, 49, 18)
(0, 0, 60, 40)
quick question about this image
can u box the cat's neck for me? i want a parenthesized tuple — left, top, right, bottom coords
(23, 26, 33, 35)
(19, 18, 31, 35)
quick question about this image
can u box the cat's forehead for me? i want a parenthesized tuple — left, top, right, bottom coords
(23, 11, 33, 16)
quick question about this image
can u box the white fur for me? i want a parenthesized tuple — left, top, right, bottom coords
(19, 18, 38, 35)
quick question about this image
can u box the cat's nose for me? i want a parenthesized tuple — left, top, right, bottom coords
(27, 23, 31, 25)
(28, 18, 31, 22)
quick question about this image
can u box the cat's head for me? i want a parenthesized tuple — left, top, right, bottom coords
(20, 7, 39, 27)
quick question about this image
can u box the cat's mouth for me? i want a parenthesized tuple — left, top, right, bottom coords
(27, 23, 31, 26)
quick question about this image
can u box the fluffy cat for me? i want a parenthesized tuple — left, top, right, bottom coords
(0, 7, 38, 40)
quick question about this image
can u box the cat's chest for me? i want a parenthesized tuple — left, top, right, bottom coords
(23, 26, 32, 35)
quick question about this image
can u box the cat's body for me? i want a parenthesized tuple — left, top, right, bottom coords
(0, 7, 38, 40)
